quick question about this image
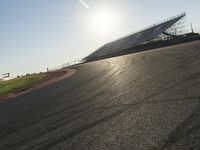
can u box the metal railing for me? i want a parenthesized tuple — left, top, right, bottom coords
(49, 59, 84, 72)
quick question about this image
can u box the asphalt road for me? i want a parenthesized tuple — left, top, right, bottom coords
(0, 41, 200, 150)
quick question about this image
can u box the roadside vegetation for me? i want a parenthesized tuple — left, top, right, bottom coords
(0, 74, 45, 96)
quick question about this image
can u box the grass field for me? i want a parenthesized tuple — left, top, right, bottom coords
(0, 74, 45, 96)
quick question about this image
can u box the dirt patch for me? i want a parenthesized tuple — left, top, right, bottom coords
(0, 69, 76, 103)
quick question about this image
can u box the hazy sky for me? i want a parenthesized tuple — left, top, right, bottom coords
(1, 0, 200, 77)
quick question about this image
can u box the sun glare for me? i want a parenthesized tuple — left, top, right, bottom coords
(89, 8, 118, 35)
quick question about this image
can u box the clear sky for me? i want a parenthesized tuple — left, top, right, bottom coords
(1, 0, 200, 77)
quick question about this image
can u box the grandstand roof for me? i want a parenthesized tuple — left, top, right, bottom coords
(86, 13, 186, 60)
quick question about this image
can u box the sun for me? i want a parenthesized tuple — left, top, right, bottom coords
(93, 11, 115, 33)
(89, 8, 118, 35)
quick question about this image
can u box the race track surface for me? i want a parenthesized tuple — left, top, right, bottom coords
(0, 41, 200, 150)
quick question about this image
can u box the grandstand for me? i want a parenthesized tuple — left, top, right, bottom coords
(85, 12, 199, 62)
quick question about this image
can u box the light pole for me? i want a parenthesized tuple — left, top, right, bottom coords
(190, 23, 194, 33)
